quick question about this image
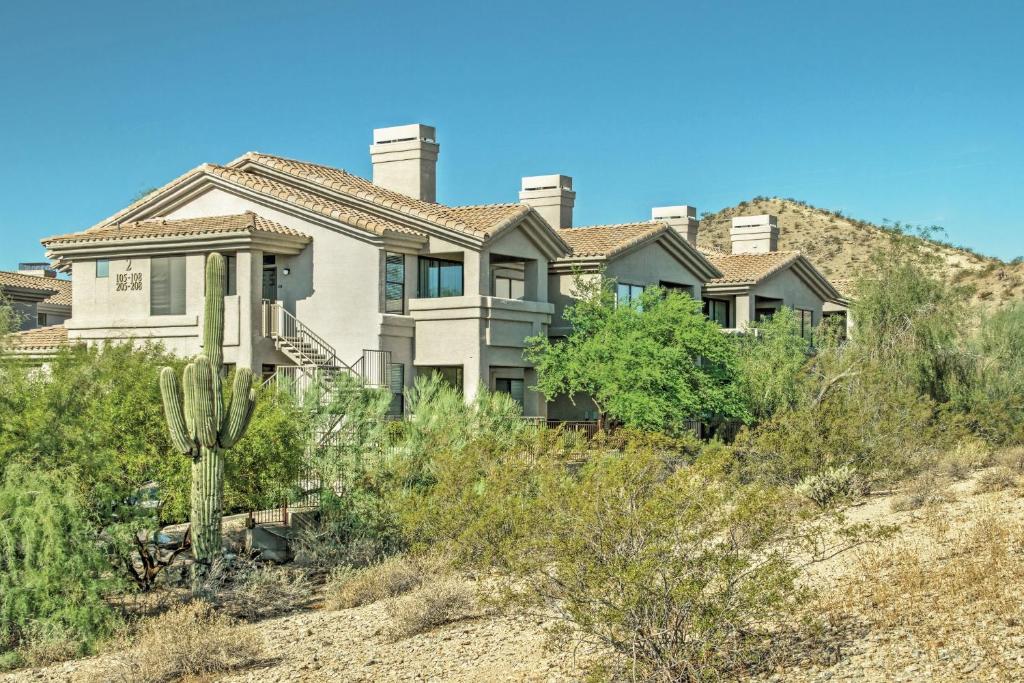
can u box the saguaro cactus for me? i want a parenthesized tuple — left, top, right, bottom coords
(159, 252, 256, 590)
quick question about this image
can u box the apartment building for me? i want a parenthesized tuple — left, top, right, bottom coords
(35, 123, 845, 416)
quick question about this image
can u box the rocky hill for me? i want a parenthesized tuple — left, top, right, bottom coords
(697, 197, 1024, 305)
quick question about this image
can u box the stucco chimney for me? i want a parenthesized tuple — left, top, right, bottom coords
(370, 124, 439, 202)
(730, 214, 779, 254)
(519, 175, 575, 229)
(652, 205, 698, 245)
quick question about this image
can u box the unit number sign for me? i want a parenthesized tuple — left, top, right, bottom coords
(116, 272, 143, 292)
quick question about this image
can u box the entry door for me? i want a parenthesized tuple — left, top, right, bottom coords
(262, 264, 277, 301)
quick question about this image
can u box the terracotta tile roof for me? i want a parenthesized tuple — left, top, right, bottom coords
(205, 167, 423, 237)
(43, 211, 311, 246)
(236, 153, 529, 237)
(555, 222, 666, 258)
(6, 324, 68, 353)
(40, 278, 72, 306)
(705, 251, 801, 285)
(0, 270, 63, 294)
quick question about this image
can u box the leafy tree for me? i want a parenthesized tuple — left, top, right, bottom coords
(0, 465, 121, 661)
(735, 307, 812, 421)
(525, 273, 747, 432)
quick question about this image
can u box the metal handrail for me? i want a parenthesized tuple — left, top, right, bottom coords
(261, 300, 354, 373)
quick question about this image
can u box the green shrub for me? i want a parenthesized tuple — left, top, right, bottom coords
(0, 465, 121, 660)
(511, 449, 823, 680)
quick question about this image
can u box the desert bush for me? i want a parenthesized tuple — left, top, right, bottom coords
(385, 578, 476, 640)
(88, 601, 265, 683)
(0, 465, 120, 661)
(223, 564, 314, 621)
(993, 446, 1024, 472)
(974, 466, 1018, 494)
(325, 555, 423, 610)
(938, 439, 991, 480)
(510, 448, 853, 681)
(794, 465, 857, 508)
(890, 471, 955, 512)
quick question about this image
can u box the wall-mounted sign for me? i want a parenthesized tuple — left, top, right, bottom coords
(116, 272, 143, 292)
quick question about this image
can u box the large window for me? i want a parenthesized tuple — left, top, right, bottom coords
(704, 298, 730, 327)
(616, 282, 645, 307)
(385, 253, 405, 313)
(150, 255, 186, 316)
(418, 257, 463, 298)
(495, 378, 525, 408)
(494, 276, 525, 300)
(797, 308, 814, 340)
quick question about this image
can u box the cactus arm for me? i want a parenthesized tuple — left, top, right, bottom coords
(159, 367, 194, 455)
(203, 252, 225, 372)
(220, 368, 256, 448)
(190, 357, 218, 449)
(182, 362, 197, 441)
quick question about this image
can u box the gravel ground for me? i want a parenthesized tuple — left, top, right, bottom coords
(6, 468, 1024, 682)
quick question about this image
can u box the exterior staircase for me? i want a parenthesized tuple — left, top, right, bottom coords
(253, 301, 393, 526)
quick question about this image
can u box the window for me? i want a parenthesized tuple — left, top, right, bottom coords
(755, 307, 778, 321)
(36, 312, 47, 326)
(150, 255, 186, 316)
(659, 281, 692, 297)
(385, 253, 405, 314)
(797, 309, 814, 340)
(704, 298, 730, 327)
(96, 259, 109, 278)
(616, 282, 645, 306)
(494, 276, 525, 300)
(421, 366, 463, 391)
(495, 378, 525, 408)
(225, 254, 237, 296)
(388, 363, 405, 416)
(418, 257, 463, 298)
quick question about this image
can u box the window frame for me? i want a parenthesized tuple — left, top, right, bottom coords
(384, 252, 406, 314)
(797, 308, 814, 340)
(615, 282, 645, 307)
(495, 377, 525, 408)
(493, 275, 525, 300)
(149, 255, 187, 316)
(417, 257, 464, 299)
(703, 297, 731, 327)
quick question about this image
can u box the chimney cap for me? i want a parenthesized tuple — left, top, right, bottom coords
(372, 123, 436, 145)
(521, 174, 573, 192)
(652, 205, 697, 221)
(731, 214, 777, 229)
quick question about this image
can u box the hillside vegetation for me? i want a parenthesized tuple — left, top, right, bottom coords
(697, 197, 1024, 305)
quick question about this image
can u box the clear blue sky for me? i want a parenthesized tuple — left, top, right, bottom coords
(2, 0, 1022, 270)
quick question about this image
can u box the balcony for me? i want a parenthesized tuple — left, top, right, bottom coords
(408, 295, 554, 367)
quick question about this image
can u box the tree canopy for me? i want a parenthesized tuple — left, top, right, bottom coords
(525, 274, 747, 433)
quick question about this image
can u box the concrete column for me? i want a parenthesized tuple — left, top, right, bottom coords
(523, 367, 547, 419)
(462, 351, 488, 402)
(463, 250, 488, 297)
(523, 259, 547, 302)
(734, 294, 754, 330)
(236, 250, 258, 372)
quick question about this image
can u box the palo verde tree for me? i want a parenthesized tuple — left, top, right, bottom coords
(525, 272, 747, 433)
(159, 252, 256, 588)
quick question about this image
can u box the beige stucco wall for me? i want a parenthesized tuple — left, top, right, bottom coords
(548, 240, 707, 335)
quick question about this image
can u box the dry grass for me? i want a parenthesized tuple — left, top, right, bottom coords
(324, 555, 423, 610)
(819, 508, 1024, 672)
(940, 438, 992, 480)
(223, 564, 314, 621)
(385, 578, 477, 641)
(890, 471, 956, 512)
(994, 446, 1024, 473)
(975, 466, 1019, 494)
(85, 601, 266, 683)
